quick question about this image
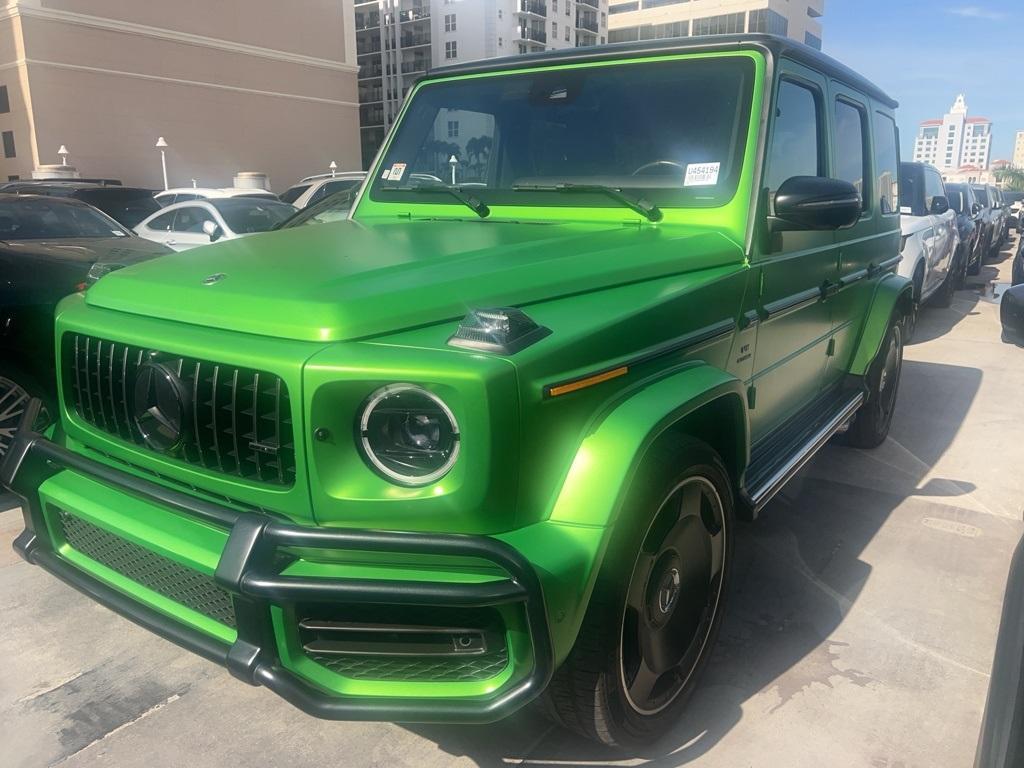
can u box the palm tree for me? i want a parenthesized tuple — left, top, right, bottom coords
(996, 168, 1024, 192)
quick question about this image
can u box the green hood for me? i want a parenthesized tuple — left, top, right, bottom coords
(85, 219, 744, 342)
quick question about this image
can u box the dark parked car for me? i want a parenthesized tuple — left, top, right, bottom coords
(2, 182, 161, 229)
(0, 195, 170, 454)
(945, 182, 983, 281)
(972, 184, 1000, 261)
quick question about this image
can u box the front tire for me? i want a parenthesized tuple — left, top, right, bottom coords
(0, 372, 51, 458)
(542, 439, 735, 747)
(843, 317, 903, 449)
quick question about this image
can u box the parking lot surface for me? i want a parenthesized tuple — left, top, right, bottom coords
(2, 239, 1023, 768)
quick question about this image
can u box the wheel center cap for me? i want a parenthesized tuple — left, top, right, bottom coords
(657, 568, 681, 615)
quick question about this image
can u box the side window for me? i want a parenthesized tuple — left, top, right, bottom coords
(766, 79, 822, 194)
(172, 206, 214, 233)
(923, 169, 945, 214)
(834, 99, 869, 211)
(872, 112, 899, 215)
(145, 211, 175, 231)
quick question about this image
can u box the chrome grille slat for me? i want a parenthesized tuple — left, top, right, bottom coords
(62, 333, 295, 486)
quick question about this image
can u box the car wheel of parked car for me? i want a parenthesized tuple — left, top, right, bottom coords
(542, 438, 734, 747)
(967, 242, 982, 277)
(0, 372, 51, 458)
(903, 266, 923, 342)
(934, 261, 958, 308)
(843, 317, 903, 449)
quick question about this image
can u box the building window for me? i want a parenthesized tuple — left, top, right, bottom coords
(601, 12, 606, 26)
(498, 9, 502, 19)
(610, 1, 639, 12)
(804, 32, 822, 50)
(499, 36, 503, 46)
(553, 0, 558, 11)
(566, 3, 570, 16)
(634, 20, 689, 40)
(447, 120, 459, 138)
(693, 13, 745, 36)
(444, 13, 456, 31)
(609, 26, 639, 43)
(748, 9, 788, 36)
(565, 26, 570, 41)
(445, 40, 457, 59)
(642, 0, 687, 7)
(2, 130, 14, 158)
(552, 22, 557, 36)
(7, 174, 17, 181)
(0, 86, 9, 114)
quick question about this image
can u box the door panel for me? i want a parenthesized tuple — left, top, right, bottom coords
(749, 65, 836, 442)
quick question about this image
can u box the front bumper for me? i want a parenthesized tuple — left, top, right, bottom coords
(2, 400, 554, 723)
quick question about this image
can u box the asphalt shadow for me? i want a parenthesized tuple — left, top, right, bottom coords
(403, 359, 982, 766)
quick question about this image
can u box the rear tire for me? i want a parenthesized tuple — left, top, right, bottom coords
(541, 438, 735, 747)
(933, 260, 957, 308)
(843, 317, 903, 449)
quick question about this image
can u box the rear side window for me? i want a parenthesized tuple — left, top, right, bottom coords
(872, 112, 899, 215)
(766, 80, 822, 194)
(833, 99, 869, 210)
(172, 206, 215, 233)
(145, 211, 175, 230)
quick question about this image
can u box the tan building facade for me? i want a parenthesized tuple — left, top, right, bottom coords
(0, 0, 360, 191)
(608, 0, 824, 50)
(1014, 130, 1024, 170)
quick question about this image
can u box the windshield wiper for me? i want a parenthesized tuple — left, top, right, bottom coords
(381, 185, 490, 218)
(512, 183, 663, 222)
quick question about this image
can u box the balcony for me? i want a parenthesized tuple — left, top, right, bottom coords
(359, 87, 384, 103)
(398, 7, 430, 23)
(577, 0, 599, 7)
(575, 12, 598, 33)
(516, 0, 547, 17)
(401, 33, 431, 48)
(357, 64, 383, 79)
(360, 106, 385, 126)
(357, 41, 382, 56)
(401, 60, 428, 74)
(355, 13, 380, 30)
(517, 25, 547, 43)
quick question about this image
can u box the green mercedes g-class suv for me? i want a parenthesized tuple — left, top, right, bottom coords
(2, 35, 910, 745)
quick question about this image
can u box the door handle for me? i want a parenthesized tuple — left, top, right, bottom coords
(820, 280, 839, 299)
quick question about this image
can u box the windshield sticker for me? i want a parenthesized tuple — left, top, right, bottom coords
(684, 162, 721, 187)
(389, 162, 407, 182)
(111, 230, 126, 236)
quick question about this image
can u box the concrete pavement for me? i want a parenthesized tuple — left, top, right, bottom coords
(2, 237, 1022, 767)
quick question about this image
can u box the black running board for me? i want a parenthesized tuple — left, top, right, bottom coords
(744, 391, 864, 516)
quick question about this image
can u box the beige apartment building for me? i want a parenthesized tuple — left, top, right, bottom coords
(0, 0, 360, 190)
(1014, 131, 1024, 170)
(608, 0, 824, 49)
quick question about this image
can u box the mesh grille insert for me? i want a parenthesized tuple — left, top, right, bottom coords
(62, 333, 295, 486)
(57, 510, 236, 628)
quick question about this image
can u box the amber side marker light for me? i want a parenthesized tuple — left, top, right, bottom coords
(546, 366, 629, 398)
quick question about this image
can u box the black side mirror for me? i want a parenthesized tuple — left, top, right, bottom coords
(972, 202, 982, 216)
(1001, 284, 1024, 345)
(930, 196, 950, 215)
(771, 176, 862, 232)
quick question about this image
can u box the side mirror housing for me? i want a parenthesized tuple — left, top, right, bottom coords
(202, 220, 223, 242)
(770, 176, 862, 232)
(972, 202, 983, 216)
(1001, 284, 1024, 345)
(930, 196, 950, 215)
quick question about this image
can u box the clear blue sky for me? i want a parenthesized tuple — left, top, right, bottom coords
(823, 1, 1023, 161)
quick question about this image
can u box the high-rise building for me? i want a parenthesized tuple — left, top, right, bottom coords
(355, 0, 609, 167)
(1013, 130, 1024, 170)
(912, 95, 992, 172)
(607, 0, 823, 50)
(0, 0, 360, 188)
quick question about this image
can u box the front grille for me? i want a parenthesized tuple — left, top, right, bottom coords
(57, 509, 236, 628)
(307, 649, 510, 682)
(62, 333, 295, 486)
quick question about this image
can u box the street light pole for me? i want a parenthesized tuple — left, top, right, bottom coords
(155, 137, 169, 190)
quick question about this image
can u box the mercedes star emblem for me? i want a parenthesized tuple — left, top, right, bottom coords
(133, 360, 190, 452)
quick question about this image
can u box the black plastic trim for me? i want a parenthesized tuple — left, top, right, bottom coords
(1, 402, 555, 724)
(762, 286, 822, 320)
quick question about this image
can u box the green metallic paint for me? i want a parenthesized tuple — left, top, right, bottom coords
(848, 272, 913, 376)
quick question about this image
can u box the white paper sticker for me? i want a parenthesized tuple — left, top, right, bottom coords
(684, 162, 721, 187)
(111, 230, 126, 236)
(389, 162, 407, 181)
(381, 169, 391, 180)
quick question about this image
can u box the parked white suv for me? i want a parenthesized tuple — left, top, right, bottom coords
(898, 162, 959, 336)
(279, 172, 365, 208)
(154, 187, 279, 207)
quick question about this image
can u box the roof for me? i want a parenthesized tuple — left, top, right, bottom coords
(425, 34, 898, 109)
(966, 117, 991, 124)
(920, 119, 943, 126)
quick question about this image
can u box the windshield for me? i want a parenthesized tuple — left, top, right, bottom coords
(279, 189, 356, 229)
(0, 197, 131, 239)
(76, 189, 161, 228)
(208, 198, 295, 233)
(280, 184, 311, 204)
(369, 56, 755, 211)
(945, 185, 964, 213)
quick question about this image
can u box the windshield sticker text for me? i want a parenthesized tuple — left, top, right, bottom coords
(684, 163, 721, 187)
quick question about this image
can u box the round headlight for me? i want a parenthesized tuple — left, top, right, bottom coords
(358, 384, 460, 486)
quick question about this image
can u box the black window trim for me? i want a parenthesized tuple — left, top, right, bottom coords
(767, 74, 827, 200)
